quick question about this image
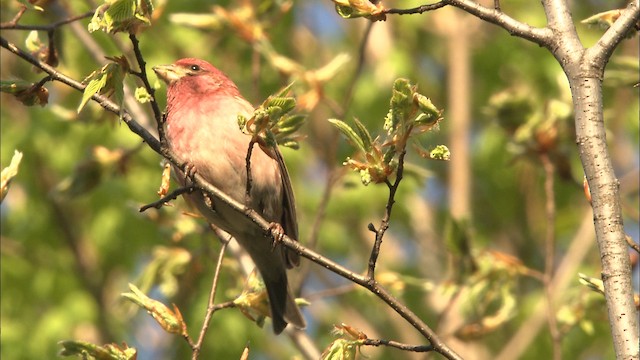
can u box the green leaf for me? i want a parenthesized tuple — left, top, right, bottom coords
(329, 119, 366, 153)
(414, 93, 441, 124)
(352, 118, 373, 152)
(268, 97, 296, 114)
(89, 0, 153, 34)
(277, 114, 306, 134)
(77, 73, 108, 113)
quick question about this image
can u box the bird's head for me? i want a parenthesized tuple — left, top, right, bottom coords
(153, 58, 240, 97)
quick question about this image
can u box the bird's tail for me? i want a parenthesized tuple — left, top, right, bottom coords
(263, 272, 306, 334)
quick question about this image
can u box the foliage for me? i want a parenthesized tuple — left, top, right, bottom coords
(1, 0, 638, 359)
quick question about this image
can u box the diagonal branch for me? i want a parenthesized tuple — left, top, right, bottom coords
(586, 1, 640, 68)
(0, 10, 94, 30)
(442, 0, 552, 45)
(0, 36, 163, 155)
(1, 35, 463, 360)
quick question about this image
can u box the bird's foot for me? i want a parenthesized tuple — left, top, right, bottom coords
(183, 162, 197, 182)
(268, 222, 285, 250)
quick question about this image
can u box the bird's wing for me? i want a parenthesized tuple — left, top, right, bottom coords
(273, 145, 300, 268)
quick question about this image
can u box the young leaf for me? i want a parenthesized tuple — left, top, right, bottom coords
(328, 119, 366, 153)
(77, 72, 108, 113)
(352, 118, 374, 153)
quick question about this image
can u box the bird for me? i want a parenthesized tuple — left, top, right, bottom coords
(153, 58, 305, 334)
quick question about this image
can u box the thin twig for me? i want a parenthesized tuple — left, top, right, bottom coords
(0, 10, 94, 30)
(2, 5, 27, 27)
(540, 153, 561, 360)
(341, 21, 374, 114)
(362, 338, 434, 352)
(367, 150, 406, 280)
(382, 2, 447, 16)
(128, 34, 164, 128)
(626, 234, 640, 253)
(245, 140, 256, 199)
(139, 186, 196, 212)
(191, 239, 229, 359)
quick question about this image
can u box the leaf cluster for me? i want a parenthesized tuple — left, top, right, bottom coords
(330, 78, 445, 185)
(238, 83, 306, 149)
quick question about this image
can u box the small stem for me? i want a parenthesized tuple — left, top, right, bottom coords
(128, 34, 164, 132)
(191, 239, 229, 359)
(367, 150, 406, 280)
(0, 10, 94, 30)
(245, 140, 256, 199)
(382, 2, 447, 16)
(139, 186, 195, 212)
(362, 338, 434, 352)
(540, 153, 561, 360)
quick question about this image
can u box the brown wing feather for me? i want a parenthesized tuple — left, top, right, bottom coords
(273, 146, 300, 268)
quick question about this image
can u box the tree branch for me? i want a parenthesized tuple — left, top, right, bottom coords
(0, 36, 163, 155)
(367, 150, 406, 280)
(1, 35, 462, 360)
(586, 1, 640, 69)
(191, 240, 229, 359)
(362, 338, 434, 352)
(442, 0, 551, 45)
(382, 2, 447, 16)
(0, 10, 94, 30)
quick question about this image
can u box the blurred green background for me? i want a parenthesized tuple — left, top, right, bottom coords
(1, 0, 638, 359)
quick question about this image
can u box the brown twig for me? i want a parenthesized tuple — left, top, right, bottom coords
(626, 234, 640, 254)
(245, 140, 256, 199)
(0, 10, 94, 30)
(362, 338, 434, 352)
(382, 2, 447, 16)
(128, 34, 164, 128)
(540, 153, 561, 360)
(191, 240, 229, 359)
(139, 186, 196, 212)
(367, 150, 406, 280)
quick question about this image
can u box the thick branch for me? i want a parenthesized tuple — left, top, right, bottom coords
(571, 75, 639, 359)
(442, 0, 551, 45)
(586, 2, 640, 68)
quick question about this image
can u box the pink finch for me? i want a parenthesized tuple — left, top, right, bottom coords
(153, 58, 305, 334)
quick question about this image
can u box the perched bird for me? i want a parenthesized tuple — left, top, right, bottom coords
(153, 58, 305, 334)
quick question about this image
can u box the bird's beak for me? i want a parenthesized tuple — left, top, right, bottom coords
(153, 64, 188, 85)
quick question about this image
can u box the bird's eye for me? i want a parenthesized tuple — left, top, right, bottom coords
(190, 65, 201, 71)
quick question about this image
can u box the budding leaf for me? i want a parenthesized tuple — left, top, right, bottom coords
(329, 119, 366, 153)
(1, 150, 23, 203)
(122, 283, 185, 335)
(89, 0, 153, 34)
(135, 86, 152, 103)
(78, 60, 127, 117)
(430, 145, 451, 161)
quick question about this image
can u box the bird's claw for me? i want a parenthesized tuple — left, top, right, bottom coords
(184, 162, 197, 182)
(268, 222, 285, 250)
